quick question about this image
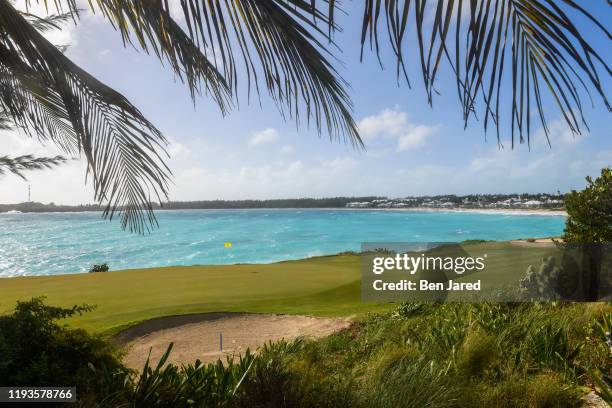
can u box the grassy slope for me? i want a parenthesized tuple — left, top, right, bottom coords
(0, 242, 556, 334)
(0, 254, 391, 334)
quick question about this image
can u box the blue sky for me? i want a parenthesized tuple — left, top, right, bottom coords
(1, 1, 610, 204)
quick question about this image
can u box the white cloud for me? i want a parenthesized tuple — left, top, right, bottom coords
(170, 156, 358, 200)
(248, 128, 279, 146)
(358, 108, 409, 139)
(167, 140, 190, 158)
(1, 114, 606, 206)
(358, 108, 438, 151)
(397, 125, 436, 151)
(278, 145, 294, 155)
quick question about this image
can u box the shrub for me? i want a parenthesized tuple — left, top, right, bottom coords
(563, 167, 612, 243)
(0, 297, 128, 401)
(392, 302, 425, 318)
(520, 257, 563, 300)
(234, 339, 355, 408)
(89, 263, 109, 272)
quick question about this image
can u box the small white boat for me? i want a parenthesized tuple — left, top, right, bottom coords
(5, 210, 22, 214)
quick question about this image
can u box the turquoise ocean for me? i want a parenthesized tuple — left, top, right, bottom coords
(0, 209, 565, 277)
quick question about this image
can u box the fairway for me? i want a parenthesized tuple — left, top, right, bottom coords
(0, 254, 387, 334)
(0, 242, 557, 334)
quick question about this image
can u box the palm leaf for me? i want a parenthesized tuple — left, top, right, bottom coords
(23, 11, 76, 33)
(347, 0, 610, 146)
(30, 0, 361, 146)
(0, 154, 67, 180)
(7, 0, 362, 232)
(0, 0, 173, 232)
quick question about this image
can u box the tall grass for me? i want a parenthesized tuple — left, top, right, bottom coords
(116, 343, 255, 407)
(3, 298, 611, 407)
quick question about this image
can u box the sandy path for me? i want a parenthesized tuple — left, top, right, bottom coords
(115, 313, 351, 370)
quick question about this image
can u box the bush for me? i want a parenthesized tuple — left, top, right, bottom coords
(235, 339, 355, 408)
(520, 257, 563, 300)
(0, 297, 128, 402)
(563, 167, 612, 243)
(89, 263, 109, 272)
(0, 298, 261, 407)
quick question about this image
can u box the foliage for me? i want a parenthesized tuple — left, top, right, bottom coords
(89, 263, 110, 273)
(0, 298, 257, 407)
(0, 154, 66, 180)
(588, 368, 612, 405)
(520, 257, 563, 300)
(3, 298, 612, 406)
(0, 297, 127, 400)
(563, 168, 612, 243)
(268, 302, 609, 407)
(120, 343, 255, 408)
(391, 302, 426, 318)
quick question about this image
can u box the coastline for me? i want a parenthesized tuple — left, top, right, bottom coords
(0, 206, 567, 216)
(297, 206, 567, 216)
(385, 207, 567, 216)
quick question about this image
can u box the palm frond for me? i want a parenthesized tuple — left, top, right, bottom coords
(336, 0, 610, 146)
(32, 0, 361, 146)
(23, 10, 76, 33)
(0, 154, 67, 180)
(0, 0, 172, 233)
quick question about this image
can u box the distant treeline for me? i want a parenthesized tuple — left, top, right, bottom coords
(157, 197, 384, 209)
(0, 194, 565, 213)
(0, 202, 102, 213)
(0, 197, 384, 213)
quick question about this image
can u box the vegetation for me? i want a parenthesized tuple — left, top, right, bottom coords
(2, 298, 611, 407)
(0, 298, 258, 407)
(0, 197, 384, 213)
(89, 263, 110, 273)
(0, 298, 128, 404)
(0, 154, 66, 180)
(563, 168, 612, 243)
(230, 302, 611, 407)
(0, 1, 608, 232)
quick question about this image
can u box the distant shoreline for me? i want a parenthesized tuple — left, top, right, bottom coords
(0, 206, 567, 216)
(373, 207, 567, 216)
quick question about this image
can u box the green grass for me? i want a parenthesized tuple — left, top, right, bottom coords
(0, 241, 558, 334)
(0, 254, 391, 334)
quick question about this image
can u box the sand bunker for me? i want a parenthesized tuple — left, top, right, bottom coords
(510, 237, 560, 247)
(116, 312, 351, 370)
